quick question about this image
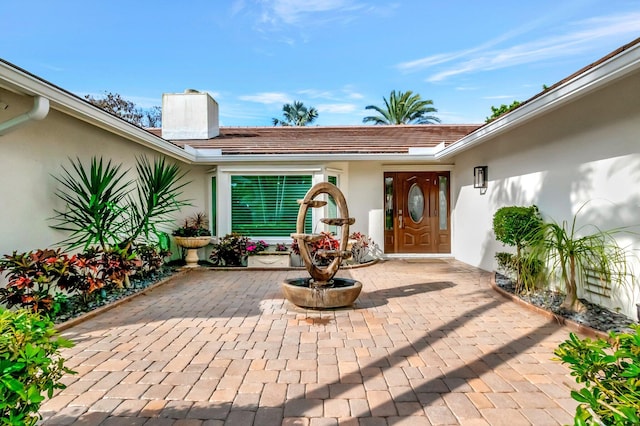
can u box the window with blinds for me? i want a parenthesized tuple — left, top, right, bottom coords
(231, 175, 312, 237)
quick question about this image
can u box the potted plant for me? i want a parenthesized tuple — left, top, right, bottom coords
(172, 213, 212, 267)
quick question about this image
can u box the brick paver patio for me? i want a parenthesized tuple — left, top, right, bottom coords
(40, 259, 579, 425)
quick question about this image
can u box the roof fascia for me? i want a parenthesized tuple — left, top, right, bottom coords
(190, 152, 444, 164)
(0, 61, 195, 163)
(436, 41, 640, 160)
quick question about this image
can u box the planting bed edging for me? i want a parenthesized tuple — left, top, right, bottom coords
(55, 270, 188, 332)
(490, 272, 609, 340)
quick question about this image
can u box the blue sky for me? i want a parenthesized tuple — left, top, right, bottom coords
(3, 1, 640, 126)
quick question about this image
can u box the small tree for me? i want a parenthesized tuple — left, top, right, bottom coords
(485, 100, 521, 123)
(85, 92, 143, 125)
(493, 205, 542, 291)
(85, 92, 161, 127)
(525, 205, 630, 312)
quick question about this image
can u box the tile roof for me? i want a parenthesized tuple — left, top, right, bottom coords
(148, 125, 481, 155)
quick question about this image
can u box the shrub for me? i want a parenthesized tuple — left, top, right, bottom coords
(133, 243, 171, 277)
(0, 247, 144, 316)
(555, 327, 640, 425)
(0, 308, 74, 425)
(209, 233, 249, 266)
(0, 249, 84, 314)
(493, 206, 542, 291)
(495, 251, 543, 294)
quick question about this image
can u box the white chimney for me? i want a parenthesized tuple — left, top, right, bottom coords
(161, 90, 219, 140)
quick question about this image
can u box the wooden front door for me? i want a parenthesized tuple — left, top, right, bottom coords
(384, 172, 451, 254)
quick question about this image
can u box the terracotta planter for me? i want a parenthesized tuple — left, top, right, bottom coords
(174, 236, 211, 267)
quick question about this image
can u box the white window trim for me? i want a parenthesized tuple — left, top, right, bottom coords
(212, 166, 345, 242)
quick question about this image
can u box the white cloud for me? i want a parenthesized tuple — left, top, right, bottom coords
(238, 92, 292, 104)
(259, 0, 360, 25)
(397, 12, 640, 83)
(317, 103, 357, 114)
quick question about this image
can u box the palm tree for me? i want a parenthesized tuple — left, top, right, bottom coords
(363, 90, 440, 125)
(272, 101, 319, 126)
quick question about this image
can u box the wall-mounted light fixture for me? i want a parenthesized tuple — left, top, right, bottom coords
(474, 166, 488, 189)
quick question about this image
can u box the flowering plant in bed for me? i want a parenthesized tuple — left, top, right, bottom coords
(246, 240, 269, 255)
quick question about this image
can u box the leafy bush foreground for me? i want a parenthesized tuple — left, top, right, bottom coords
(0, 309, 74, 425)
(556, 326, 640, 425)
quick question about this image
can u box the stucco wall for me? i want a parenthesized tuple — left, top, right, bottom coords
(450, 71, 640, 318)
(0, 89, 209, 258)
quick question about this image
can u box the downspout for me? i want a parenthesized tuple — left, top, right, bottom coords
(0, 95, 50, 136)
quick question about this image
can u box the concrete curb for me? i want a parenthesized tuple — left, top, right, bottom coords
(55, 270, 188, 332)
(490, 272, 609, 340)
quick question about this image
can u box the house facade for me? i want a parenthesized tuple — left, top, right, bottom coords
(1, 36, 639, 317)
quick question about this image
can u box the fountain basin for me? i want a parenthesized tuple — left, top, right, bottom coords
(281, 278, 362, 309)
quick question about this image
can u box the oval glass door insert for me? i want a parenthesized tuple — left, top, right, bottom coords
(408, 183, 424, 223)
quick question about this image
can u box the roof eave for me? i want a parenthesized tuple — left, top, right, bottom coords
(436, 40, 640, 160)
(191, 152, 444, 164)
(0, 60, 195, 163)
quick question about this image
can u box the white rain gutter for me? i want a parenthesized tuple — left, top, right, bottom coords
(0, 95, 50, 136)
(436, 39, 640, 160)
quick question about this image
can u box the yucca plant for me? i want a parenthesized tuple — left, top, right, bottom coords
(123, 156, 190, 250)
(523, 205, 631, 312)
(51, 157, 132, 251)
(51, 156, 190, 252)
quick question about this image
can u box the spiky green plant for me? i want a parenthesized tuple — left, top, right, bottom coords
(51, 156, 190, 252)
(123, 156, 190, 250)
(524, 205, 631, 312)
(51, 157, 132, 251)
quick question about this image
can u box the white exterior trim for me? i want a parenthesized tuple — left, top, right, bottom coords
(0, 60, 194, 163)
(436, 40, 640, 159)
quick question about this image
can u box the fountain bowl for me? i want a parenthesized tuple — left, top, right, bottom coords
(281, 278, 362, 309)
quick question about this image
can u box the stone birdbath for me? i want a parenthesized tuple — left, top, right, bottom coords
(174, 236, 211, 268)
(281, 182, 362, 308)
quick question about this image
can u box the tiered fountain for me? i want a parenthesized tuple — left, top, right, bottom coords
(281, 182, 362, 309)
